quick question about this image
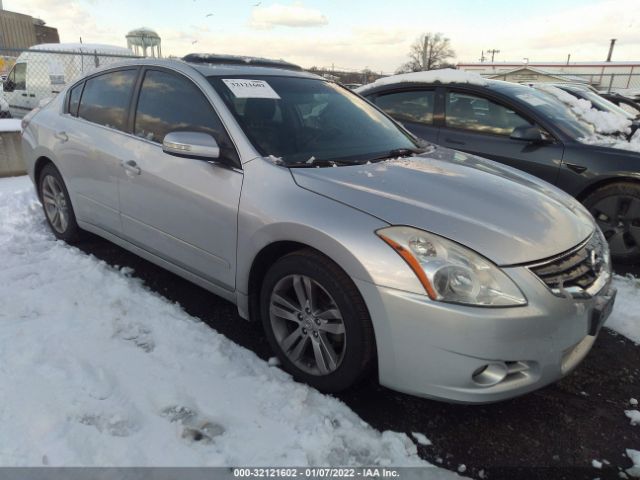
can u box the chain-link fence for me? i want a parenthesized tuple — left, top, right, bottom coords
(0, 46, 140, 118)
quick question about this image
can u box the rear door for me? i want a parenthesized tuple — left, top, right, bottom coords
(438, 89, 564, 185)
(369, 87, 440, 143)
(118, 68, 243, 290)
(55, 68, 139, 233)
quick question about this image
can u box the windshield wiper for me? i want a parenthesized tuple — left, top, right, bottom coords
(286, 158, 359, 168)
(369, 147, 427, 162)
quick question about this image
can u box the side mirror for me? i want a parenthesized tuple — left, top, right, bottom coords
(510, 125, 546, 143)
(162, 131, 220, 161)
(3, 80, 15, 93)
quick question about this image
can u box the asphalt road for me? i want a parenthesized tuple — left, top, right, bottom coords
(77, 236, 640, 480)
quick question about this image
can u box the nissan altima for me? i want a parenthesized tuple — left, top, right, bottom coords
(21, 55, 615, 403)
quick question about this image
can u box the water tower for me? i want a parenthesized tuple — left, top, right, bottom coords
(126, 27, 162, 58)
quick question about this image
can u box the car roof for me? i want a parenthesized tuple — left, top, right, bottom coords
(79, 56, 323, 81)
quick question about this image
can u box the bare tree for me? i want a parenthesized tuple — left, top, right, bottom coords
(397, 33, 455, 73)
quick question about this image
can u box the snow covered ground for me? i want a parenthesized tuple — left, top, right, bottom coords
(0, 175, 459, 475)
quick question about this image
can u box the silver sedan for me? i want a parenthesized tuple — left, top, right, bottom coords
(21, 56, 616, 403)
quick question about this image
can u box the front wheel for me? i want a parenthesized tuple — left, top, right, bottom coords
(260, 249, 375, 392)
(583, 182, 640, 263)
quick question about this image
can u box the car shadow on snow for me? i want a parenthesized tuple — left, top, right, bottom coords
(76, 234, 640, 480)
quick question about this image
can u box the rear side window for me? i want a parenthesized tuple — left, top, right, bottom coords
(78, 69, 137, 131)
(67, 83, 84, 116)
(133, 69, 239, 164)
(374, 90, 435, 125)
(445, 91, 532, 136)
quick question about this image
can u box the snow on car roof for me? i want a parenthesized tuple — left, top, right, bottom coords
(355, 68, 488, 94)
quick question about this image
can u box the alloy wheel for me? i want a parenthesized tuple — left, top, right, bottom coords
(590, 194, 640, 257)
(269, 274, 346, 376)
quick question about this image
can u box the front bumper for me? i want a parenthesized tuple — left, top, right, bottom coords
(357, 266, 616, 403)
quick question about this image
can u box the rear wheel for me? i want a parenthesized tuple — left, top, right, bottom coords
(260, 249, 375, 392)
(583, 182, 640, 263)
(38, 163, 84, 243)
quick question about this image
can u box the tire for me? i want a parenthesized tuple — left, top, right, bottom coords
(583, 182, 640, 263)
(38, 163, 84, 243)
(260, 249, 375, 392)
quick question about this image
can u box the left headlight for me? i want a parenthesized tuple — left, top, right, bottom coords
(377, 226, 527, 307)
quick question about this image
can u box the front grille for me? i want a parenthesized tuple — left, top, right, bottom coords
(528, 232, 609, 297)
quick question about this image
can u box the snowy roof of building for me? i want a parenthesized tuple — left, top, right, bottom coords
(459, 61, 640, 67)
(355, 68, 488, 94)
(485, 66, 590, 83)
(30, 43, 135, 56)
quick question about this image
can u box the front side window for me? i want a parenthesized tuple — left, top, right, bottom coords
(133, 69, 238, 164)
(7, 63, 26, 90)
(374, 90, 435, 125)
(78, 69, 137, 131)
(446, 91, 532, 136)
(209, 76, 421, 165)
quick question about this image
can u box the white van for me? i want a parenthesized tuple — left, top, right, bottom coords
(2, 43, 136, 118)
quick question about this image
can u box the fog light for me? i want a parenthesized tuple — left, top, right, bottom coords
(472, 362, 508, 387)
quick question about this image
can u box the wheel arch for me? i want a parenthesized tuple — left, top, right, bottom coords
(576, 175, 640, 203)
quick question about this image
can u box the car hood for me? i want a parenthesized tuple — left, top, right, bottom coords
(291, 147, 595, 265)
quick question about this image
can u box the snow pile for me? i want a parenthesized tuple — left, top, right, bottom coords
(627, 449, 640, 477)
(0, 177, 462, 475)
(0, 118, 21, 132)
(356, 68, 487, 94)
(536, 85, 632, 135)
(579, 128, 640, 154)
(607, 275, 640, 343)
(626, 410, 640, 426)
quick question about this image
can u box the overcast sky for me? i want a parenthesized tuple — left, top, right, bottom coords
(6, 0, 640, 73)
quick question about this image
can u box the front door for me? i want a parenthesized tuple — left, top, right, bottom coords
(438, 89, 564, 185)
(4, 63, 33, 118)
(118, 68, 243, 290)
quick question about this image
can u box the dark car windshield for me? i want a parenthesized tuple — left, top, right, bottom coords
(576, 90, 636, 120)
(496, 84, 596, 139)
(209, 75, 421, 165)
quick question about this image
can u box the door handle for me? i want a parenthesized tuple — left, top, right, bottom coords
(444, 138, 466, 145)
(121, 160, 141, 175)
(54, 131, 68, 142)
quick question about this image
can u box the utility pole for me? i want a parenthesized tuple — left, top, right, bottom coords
(566, 53, 571, 65)
(487, 48, 500, 62)
(606, 38, 617, 62)
(422, 34, 429, 70)
(479, 50, 486, 62)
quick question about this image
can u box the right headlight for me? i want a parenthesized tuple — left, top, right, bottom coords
(377, 226, 527, 307)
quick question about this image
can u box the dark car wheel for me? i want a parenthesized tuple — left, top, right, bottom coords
(38, 163, 84, 243)
(260, 249, 375, 392)
(584, 182, 640, 263)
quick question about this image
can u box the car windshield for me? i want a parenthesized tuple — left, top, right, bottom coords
(500, 84, 596, 139)
(208, 75, 422, 165)
(577, 90, 636, 120)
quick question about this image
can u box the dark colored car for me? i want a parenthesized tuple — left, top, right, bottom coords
(357, 74, 640, 262)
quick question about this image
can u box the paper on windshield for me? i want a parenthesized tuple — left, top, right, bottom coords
(222, 79, 281, 99)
